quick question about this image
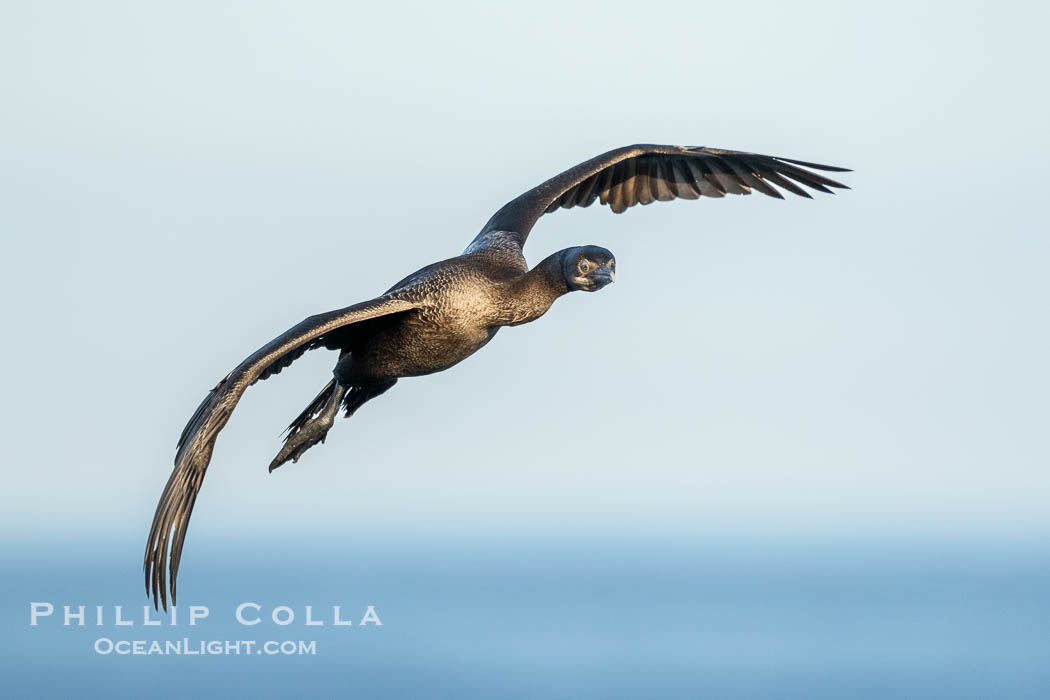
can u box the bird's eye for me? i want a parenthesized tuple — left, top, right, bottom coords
(579, 261, 590, 274)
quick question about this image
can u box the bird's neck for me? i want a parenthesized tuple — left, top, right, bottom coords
(501, 251, 570, 326)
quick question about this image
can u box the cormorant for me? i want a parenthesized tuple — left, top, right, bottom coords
(145, 144, 850, 609)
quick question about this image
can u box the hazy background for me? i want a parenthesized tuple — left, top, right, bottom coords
(3, 0, 1048, 697)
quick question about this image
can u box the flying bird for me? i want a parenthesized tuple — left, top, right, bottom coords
(145, 144, 850, 609)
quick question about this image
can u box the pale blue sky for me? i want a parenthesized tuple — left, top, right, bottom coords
(2, 0, 1048, 540)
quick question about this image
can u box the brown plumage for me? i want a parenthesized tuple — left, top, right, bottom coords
(145, 144, 849, 610)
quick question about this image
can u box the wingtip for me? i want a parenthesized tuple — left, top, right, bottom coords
(776, 156, 853, 173)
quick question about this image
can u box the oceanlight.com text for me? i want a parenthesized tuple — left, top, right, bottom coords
(94, 638, 318, 655)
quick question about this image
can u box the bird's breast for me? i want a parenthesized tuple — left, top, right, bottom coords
(351, 261, 534, 380)
(351, 295, 502, 380)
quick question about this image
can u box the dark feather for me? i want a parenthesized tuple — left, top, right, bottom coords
(575, 173, 601, 207)
(745, 158, 812, 198)
(650, 160, 675, 202)
(775, 166, 834, 194)
(145, 297, 419, 610)
(705, 157, 749, 195)
(774, 161, 849, 190)
(775, 156, 852, 172)
(721, 158, 784, 199)
(597, 165, 615, 206)
(608, 164, 627, 214)
(669, 159, 701, 200)
(635, 158, 654, 205)
(692, 161, 727, 197)
(621, 157, 638, 210)
(476, 144, 849, 243)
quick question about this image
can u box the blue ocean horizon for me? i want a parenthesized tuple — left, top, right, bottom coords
(5, 533, 1048, 698)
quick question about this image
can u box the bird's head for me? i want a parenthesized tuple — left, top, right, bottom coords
(562, 245, 616, 292)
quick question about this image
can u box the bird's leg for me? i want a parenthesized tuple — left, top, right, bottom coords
(268, 375, 397, 472)
(269, 380, 349, 472)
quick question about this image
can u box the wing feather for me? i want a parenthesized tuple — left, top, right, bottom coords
(575, 173, 601, 207)
(721, 157, 784, 199)
(744, 157, 813, 198)
(707, 157, 750, 195)
(144, 295, 419, 610)
(635, 158, 654, 205)
(650, 160, 675, 202)
(672, 159, 705, 199)
(474, 144, 849, 248)
(598, 165, 615, 206)
(620, 157, 639, 210)
(608, 163, 627, 214)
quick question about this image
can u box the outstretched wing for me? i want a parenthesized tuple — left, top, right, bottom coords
(477, 144, 850, 248)
(144, 295, 419, 610)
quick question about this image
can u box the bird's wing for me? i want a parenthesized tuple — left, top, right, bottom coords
(144, 295, 420, 611)
(475, 144, 850, 248)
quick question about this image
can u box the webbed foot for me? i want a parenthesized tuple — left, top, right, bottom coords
(269, 415, 335, 472)
(269, 381, 348, 472)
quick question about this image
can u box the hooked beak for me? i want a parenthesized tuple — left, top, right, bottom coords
(591, 265, 615, 289)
